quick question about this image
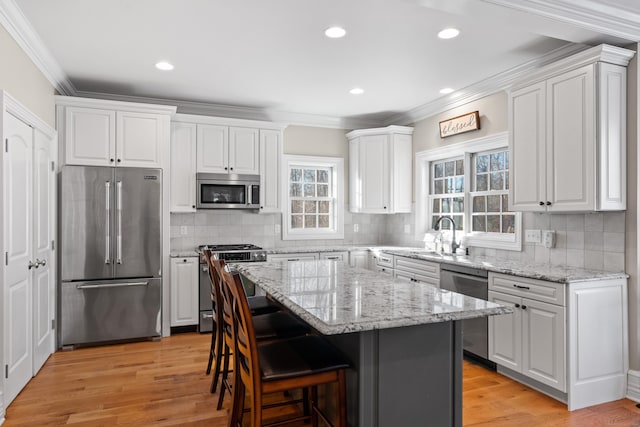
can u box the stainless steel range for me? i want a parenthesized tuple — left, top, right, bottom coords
(198, 244, 267, 332)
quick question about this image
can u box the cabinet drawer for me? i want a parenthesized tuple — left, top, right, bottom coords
(414, 274, 439, 287)
(375, 253, 394, 268)
(489, 273, 565, 306)
(267, 253, 318, 262)
(320, 251, 349, 261)
(394, 256, 440, 278)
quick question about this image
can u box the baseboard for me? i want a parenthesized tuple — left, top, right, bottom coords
(627, 370, 640, 402)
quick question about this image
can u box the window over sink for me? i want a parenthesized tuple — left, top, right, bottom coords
(417, 132, 521, 251)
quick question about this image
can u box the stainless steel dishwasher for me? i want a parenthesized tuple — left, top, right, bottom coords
(440, 263, 495, 368)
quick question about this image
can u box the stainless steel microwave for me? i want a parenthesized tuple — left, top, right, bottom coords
(196, 173, 260, 209)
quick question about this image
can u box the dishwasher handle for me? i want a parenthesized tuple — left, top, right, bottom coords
(443, 270, 488, 284)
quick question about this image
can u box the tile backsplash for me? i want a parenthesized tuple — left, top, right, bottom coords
(171, 208, 626, 273)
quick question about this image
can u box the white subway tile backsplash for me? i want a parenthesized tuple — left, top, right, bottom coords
(603, 252, 625, 272)
(584, 232, 604, 251)
(566, 231, 585, 250)
(566, 249, 585, 268)
(550, 215, 567, 231)
(603, 232, 625, 253)
(584, 250, 604, 271)
(584, 213, 604, 232)
(604, 212, 625, 232)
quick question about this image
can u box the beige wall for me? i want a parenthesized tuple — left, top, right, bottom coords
(0, 25, 55, 126)
(411, 91, 508, 153)
(625, 43, 639, 372)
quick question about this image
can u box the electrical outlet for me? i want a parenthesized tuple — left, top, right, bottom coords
(404, 224, 411, 234)
(353, 223, 359, 233)
(180, 226, 188, 236)
(525, 229, 541, 243)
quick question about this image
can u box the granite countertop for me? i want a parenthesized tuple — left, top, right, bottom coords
(380, 248, 628, 284)
(234, 260, 512, 335)
(264, 245, 372, 254)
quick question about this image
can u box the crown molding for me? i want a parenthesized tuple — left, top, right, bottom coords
(346, 125, 414, 140)
(74, 90, 379, 130)
(482, 0, 640, 42)
(173, 112, 288, 131)
(0, 0, 76, 95)
(55, 95, 176, 115)
(383, 43, 588, 126)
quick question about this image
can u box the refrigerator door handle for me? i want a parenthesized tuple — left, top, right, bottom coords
(116, 180, 122, 264)
(76, 281, 149, 289)
(105, 181, 111, 264)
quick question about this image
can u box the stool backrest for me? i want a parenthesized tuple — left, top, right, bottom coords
(204, 250, 223, 315)
(216, 260, 260, 404)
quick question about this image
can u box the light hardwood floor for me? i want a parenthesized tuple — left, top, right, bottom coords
(3, 333, 640, 426)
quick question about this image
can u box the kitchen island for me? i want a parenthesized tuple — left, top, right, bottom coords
(235, 260, 512, 427)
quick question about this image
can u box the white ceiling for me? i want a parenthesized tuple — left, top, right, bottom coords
(11, 0, 640, 127)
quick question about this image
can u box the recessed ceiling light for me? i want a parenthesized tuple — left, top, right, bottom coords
(155, 61, 174, 71)
(440, 88, 455, 94)
(325, 27, 346, 38)
(437, 28, 460, 39)
(349, 88, 364, 95)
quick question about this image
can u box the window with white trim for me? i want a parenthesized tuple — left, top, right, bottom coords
(416, 132, 521, 251)
(282, 155, 344, 240)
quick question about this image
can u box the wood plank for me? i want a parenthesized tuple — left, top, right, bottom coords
(3, 333, 639, 426)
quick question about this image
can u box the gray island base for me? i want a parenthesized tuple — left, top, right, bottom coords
(235, 260, 511, 427)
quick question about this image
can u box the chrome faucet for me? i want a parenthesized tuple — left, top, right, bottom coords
(433, 216, 460, 255)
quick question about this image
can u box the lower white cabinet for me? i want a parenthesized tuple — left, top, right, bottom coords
(170, 257, 199, 327)
(348, 250, 370, 269)
(393, 256, 440, 287)
(488, 272, 628, 410)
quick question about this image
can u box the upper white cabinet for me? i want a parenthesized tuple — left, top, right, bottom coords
(347, 126, 413, 214)
(259, 129, 281, 212)
(56, 96, 175, 168)
(170, 122, 197, 212)
(509, 44, 633, 212)
(196, 124, 259, 174)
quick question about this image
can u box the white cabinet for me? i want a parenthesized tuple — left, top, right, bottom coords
(348, 250, 370, 270)
(56, 97, 174, 168)
(1, 92, 57, 409)
(259, 129, 281, 212)
(170, 123, 197, 212)
(347, 126, 413, 214)
(393, 256, 440, 287)
(267, 253, 319, 262)
(509, 44, 633, 212)
(170, 257, 199, 327)
(371, 252, 394, 275)
(320, 251, 349, 261)
(196, 125, 259, 175)
(488, 272, 628, 410)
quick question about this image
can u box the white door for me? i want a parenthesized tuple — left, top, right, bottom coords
(3, 113, 33, 406)
(488, 291, 521, 371)
(546, 64, 595, 212)
(360, 135, 389, 213)
(508, 82, 547, 211)
(229, 127, 259, 174)
(64, 106, 115, 166)
(197, 124, 228, 173)
(259, 129, 280, 213)
(522, 298, 566, 391)
(170, 123, 197, 212)
(116, 111, 163, 168)
(32, 128, 55, 375)
(170, 258, 199, 326)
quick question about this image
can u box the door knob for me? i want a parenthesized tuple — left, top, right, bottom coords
(28, 260, 37, 269)
(38, 259, 46, 267)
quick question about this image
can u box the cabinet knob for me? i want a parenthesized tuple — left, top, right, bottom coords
(546, 201, 551, 206)
(117, 159, 121, 163)
(515, 303, 520, 308)
(224, 167, 228, 170)
(260, 206, 264, 209)
(539, 201, 544, 206)
(192, 205, 196, 209)
(384, 206, 387, 209)
(230, 167, 234, 171)
(110, 158, 114, 163)
(522, 305, 527, 310)
(183, 259, 187, 263)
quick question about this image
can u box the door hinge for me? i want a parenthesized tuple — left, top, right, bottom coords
(51, 160, 55, 171)
(51, 240, 55, 251)
(5, 365, 8, 379)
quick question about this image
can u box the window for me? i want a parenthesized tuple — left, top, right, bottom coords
(415, 132, 521, 251)
(282, 155, 344, 240)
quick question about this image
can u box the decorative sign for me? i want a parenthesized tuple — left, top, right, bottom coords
(439, 111, 481, 138)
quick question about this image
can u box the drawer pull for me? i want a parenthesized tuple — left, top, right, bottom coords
(513, 284, 530, 290)
(522, 305, 528, 310)
(515, 303, 520, 308)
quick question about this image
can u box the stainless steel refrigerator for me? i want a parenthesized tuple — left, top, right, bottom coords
(59, 165, 162, 347)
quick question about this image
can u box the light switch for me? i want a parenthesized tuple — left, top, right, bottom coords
(180, 226, 188, 236)
(525, 229, 541, 243)
(353, 224, 359, 233)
